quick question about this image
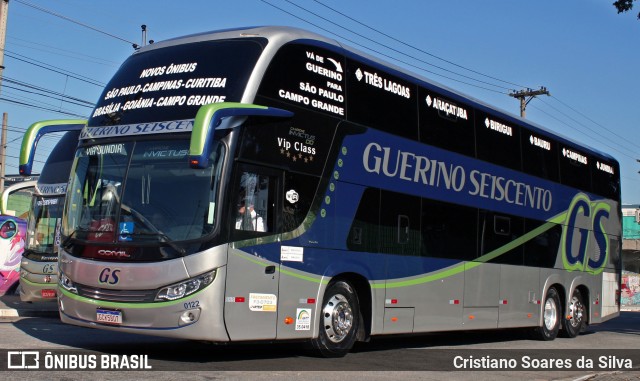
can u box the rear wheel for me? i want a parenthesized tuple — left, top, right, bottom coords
(532, 287, 561, 341)
(561, 289, 586, 338)
(311, 280, 360, 358)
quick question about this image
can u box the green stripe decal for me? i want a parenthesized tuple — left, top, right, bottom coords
(375, 212, 567, 289)
(231, 210, 568, 290)
(233, 251, 329, 285)
(19, 119, 86, 166)
(190, 102, 267, 157)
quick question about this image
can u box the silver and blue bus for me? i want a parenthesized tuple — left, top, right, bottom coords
(57, 26, 621, 357)
(19, 121, 85, 302)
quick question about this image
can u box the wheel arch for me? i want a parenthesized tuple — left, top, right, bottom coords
(325, 272, 372, 342)
(539, 278, 566, 327)
(573, 283, 590, 325)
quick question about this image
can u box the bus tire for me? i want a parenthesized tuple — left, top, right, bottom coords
(311, 280, 360, 358)
(560, 289, 585, 338)
(532, 287, 561, 341)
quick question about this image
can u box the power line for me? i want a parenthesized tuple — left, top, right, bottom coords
(4, 50, 105, 87)
(3, 84, 93, 108)
(311, 0, 527, 89)
(550, 95, 637, 150)
(282, 0, 516, 92)
(261, 0, 506, 93)
(0, 96, 87, 118)
(7, 38, 119, 67)
(14, 0, 137, 47)
(3, 88, 87, 115)
(265, 1, 633, 171)
(536, 97, 640, 156)
(4, 76, 95, 106)
(530, 103, 635, 161)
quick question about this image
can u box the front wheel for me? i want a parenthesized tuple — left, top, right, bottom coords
(311, 280, 360, 358)
(561, 289, 586, 338)
(532, 287, 561, 341)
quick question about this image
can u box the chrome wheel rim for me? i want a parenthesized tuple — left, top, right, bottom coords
(322, 293, 353, 343)
(568, 295, 584, 328)
(543, 297, 558, 330)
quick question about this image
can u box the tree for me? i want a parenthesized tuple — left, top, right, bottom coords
(613, 0, 640, 18)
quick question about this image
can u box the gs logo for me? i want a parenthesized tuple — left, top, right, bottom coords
(561, 194, 611, 274)
(99, 268, 121, 285)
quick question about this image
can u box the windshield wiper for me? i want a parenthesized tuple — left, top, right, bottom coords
(119, 231, 186, 256)
(60, 227, 89, 249)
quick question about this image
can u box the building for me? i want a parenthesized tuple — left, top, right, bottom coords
(622, 205, 640, 306)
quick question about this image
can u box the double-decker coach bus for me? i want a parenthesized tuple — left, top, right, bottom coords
(19, 121, 85, 301)
(58, 26, 621, 357)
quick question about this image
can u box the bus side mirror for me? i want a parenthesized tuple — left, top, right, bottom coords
(188, 102, 293, 169)
(19, 119, 87, 175)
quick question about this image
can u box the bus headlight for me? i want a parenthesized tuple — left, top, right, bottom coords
(155, 270, 216, 301)
(59, 272, 77, 294)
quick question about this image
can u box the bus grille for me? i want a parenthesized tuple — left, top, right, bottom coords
(76, 284, 157, 303)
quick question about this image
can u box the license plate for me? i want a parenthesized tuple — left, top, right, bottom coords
(40, 289, 56, 298)
(96, 308, 122, 325)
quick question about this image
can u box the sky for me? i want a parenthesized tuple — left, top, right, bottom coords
(3, 0, 640, 203)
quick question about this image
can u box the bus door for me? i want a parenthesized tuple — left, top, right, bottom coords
(224, 165, 282, 341)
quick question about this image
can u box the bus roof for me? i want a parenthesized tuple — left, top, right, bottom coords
(133, 26, 615, 164)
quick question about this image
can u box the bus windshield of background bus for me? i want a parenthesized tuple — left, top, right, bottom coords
(63, 139, 224, 244)
(28, 195, 64, 254)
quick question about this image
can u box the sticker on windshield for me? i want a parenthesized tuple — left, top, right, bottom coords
(118, 222, 133, 242)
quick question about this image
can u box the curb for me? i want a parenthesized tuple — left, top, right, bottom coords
(0, 308, 18, 317)
(0, 295, 59, 319)
(0, 308, 58, 319)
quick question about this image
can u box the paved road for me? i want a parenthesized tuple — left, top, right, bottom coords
(0, 295, 639, 380)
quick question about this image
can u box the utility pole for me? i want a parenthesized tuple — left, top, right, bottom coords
(0, 113, 6, 194)
(0, 0, 8, 90)
(509, 86, 550, 118)
(0, 0, 9, 195)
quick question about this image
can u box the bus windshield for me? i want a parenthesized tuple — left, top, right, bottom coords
(28, 194, 64, 255)
(63, 138, 224, 243)
(88, 38, 264, 127)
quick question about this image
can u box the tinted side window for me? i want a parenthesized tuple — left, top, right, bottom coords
(559, 145, 591, 191)
(421, 198, 477, 260)
(233, 171, 275, 234)
(346, 59, 418, 140)
(475, 111, 521, 171)
(379, 191, 421, 256)
(521, 129, 559, 182)
(282, 172, 319, 233)
(257, 43, 346, 119)
(523, 218, 561, 268)
(479, 210, 524, 265)
(592, 159, 620, 200)
(419, 87, 475, 157)
(347, 188, 379, 252)
(238, 112, 339, 177)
